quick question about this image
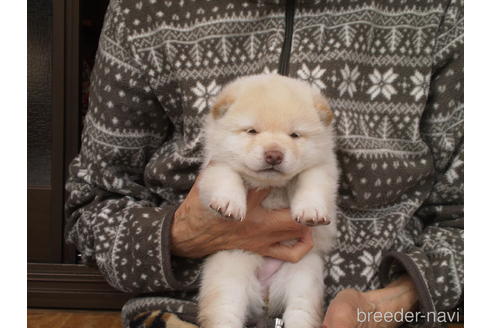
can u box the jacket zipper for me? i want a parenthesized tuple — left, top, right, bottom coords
(278, 0, 296, 76)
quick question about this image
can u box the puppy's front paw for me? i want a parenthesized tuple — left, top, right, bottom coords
(291, 203, 331, 226)
(208, 194, 246, 221)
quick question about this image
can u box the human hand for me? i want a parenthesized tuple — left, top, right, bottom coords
(171, 178, 313, 262)
(322, 275, 418, 328)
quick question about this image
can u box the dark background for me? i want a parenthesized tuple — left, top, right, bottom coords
(27, 0, 134, 310)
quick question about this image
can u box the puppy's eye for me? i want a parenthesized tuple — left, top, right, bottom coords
(290, 132, 300, 138)
(246, 129, 258, 135)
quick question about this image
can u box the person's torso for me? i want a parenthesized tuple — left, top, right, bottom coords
(117, 0, 450, 295)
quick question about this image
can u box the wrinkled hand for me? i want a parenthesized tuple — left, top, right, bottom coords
(322, 289, 377, 328)
(322, 275, 418, 328)
(171, 178, 313, 262)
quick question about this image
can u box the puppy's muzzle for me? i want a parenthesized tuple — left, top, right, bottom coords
(264, 150, 284, 166)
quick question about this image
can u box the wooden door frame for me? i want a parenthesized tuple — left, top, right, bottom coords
(28, 0, 138, 310)
(51, 0, 80, 265)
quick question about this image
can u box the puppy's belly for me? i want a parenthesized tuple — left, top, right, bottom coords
(256, 188, 291, 297)
(256, 257, 284, 297)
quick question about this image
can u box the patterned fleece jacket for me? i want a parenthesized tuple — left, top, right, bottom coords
(65, 0, 463, 326)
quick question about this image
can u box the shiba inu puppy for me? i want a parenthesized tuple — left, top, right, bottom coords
(198, 74, 339, 328)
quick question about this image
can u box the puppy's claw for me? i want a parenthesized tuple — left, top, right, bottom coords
(209, 203, 226, 217)
(208, 196, 246, 221)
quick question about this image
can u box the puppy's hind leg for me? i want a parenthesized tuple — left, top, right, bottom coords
(269, 252, 325, 328)
(198, 250, 264, 328)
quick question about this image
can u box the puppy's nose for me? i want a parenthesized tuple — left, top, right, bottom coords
(264, 150, 284, 165)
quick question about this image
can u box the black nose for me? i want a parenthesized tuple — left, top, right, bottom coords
(264, 150, 284, 165)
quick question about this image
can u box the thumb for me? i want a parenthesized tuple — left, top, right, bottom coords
(246, 188, 272, 209)
(265, 229, 313, 262)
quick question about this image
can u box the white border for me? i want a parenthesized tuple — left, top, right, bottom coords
(0, 0, 27, 325)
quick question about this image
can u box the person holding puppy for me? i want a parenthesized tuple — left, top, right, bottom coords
(65, 0, 463, 327)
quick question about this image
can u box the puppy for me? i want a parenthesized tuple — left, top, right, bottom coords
(198, 74, 339, 328)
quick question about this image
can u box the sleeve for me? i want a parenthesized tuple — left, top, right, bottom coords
(379, 0, 464, 315)
(64, 0, 200, 293)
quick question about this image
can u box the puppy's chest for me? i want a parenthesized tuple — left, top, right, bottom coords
(260, 187, 290, 210)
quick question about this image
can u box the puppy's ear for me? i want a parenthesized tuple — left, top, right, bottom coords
(313, 91, 334, 126)
(210, 87, 234, 119)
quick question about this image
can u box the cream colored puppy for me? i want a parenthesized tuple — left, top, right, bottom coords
(198, 74, 339, 328)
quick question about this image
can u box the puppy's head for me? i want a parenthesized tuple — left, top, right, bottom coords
(205, 74, 334, 187)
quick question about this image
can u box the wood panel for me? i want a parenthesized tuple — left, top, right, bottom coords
(28, 0, 62, 263)
(28, 188, 58, 263)
(28, 0, 127, 311)
(52, 0, 71, 264)
(28, 309, 121, 328)
(28, 263, 134, 310)
(27, 0, 53, 187)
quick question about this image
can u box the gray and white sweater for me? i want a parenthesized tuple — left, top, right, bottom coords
(65, 0, 463, 325)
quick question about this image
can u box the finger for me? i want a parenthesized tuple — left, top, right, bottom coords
(265, 240, 312, 263)
(268, 225, 311, 243)
(322, 304, 334, 327)
(268, 231, 305, 244)
(246, 188, 272, 209)
(261, 208, 308, 232)
(301, 227, 313, 248)
(258, 208, 294, 225)
(265, 229, 313, 262)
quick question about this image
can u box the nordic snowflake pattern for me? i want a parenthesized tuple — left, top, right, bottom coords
(64, 0, 464, 322)
(366, 68, 399, 100)
(297, 64, 327, 90)
(190, 80, 221, 113)
(410, 70, 430, 101)
(338, 64, 360, 98)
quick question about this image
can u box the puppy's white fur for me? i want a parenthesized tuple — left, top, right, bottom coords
(198, 74, 339, 328)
